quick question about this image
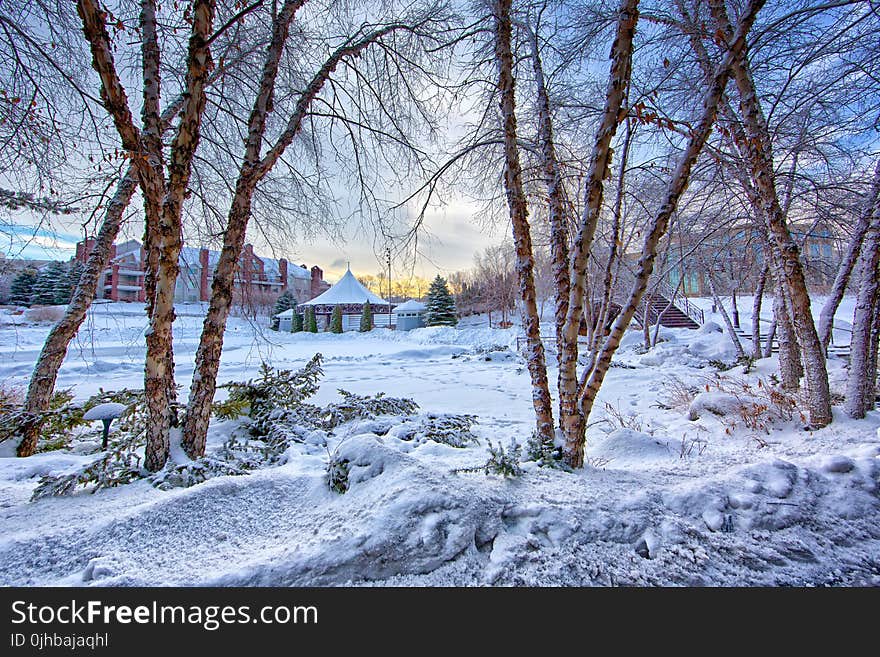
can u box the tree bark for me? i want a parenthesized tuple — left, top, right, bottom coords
(708, 274, 745, 360)
(818, 159, 880, 350)
(592, 118, 633, 356)
(710, 0, 831, 427)
(845, 194, 880, 418)
(751, 265, 768, 358)
(490, 0, 555, 445)
(142, 0, 217, 472)
(529, 21, 570, 428)
(16, 174, 136, 457)
(574, 0, 766, 456)
(559, 0, 640, 468)
(182, 11, 415, 457)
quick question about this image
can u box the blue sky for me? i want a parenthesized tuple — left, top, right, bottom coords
(1, 223, 82, 262)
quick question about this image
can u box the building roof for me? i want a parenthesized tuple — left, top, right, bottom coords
(178, 246, 311, 280)
(392, 299, 426, 313)
(300, 267, 388, 306)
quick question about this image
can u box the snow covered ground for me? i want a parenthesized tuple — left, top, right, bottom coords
(0, 298, 878, 586)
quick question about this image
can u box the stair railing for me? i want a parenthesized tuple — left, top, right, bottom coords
(655, 278, 704, 326)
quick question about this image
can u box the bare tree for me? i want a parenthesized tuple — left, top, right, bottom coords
(181, 1, 453, 457)
(493, 0, 555, 445)
(709, 0, 831, 427)
(71, 0, 218, 468)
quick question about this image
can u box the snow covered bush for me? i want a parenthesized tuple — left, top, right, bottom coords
(687, 374, 804, 434)
(213, 355, 324, 432)
(31, 390, 150, 499)
(388, 413, 479, 447)
(320, 390, 419, 429)
(326, 454, 350, 494)
(524, 431, 565, 469)
(0, 387, 96, 453)
(483, 440, 523, 477)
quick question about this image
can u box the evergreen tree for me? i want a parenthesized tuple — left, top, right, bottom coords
(63, 261, 85, 303)
(306, 306, 318, 332)
(329, 305, 343, 333)
(52, 262, 78, 305)
(8, 268, 37, 306)
(32, 262, 66, 305)
(291, 311, 303, 333)
(270, 289, 298, 330)
(360, 301, 373, 332)
(425, 275, 458, 326)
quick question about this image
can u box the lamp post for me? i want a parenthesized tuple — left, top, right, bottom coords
(386, 246, 392, 319)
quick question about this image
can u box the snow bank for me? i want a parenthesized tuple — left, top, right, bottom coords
(586, 429, 683, 467)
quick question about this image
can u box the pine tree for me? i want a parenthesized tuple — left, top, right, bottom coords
(8, 268, 37, 306)
(32, 262, 66, 305)
(425, 275, 458, 326)
(330, 305, 343, 333)
(64, 261, 85, 303)
(52, 262, 77, 305)
(291, 311, 303, 333)
(270, 289, 298, 330)
(360, 301, 373, 332)
(306, 306, 318, 332)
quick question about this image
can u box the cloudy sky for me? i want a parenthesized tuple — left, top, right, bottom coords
(2, 197, 506, 284)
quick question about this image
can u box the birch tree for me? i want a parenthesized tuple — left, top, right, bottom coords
(181, 1, 452, 457)
(70, 0, 217, 469)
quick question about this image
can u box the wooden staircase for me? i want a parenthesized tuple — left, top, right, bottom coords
(634, 293, 701, 329)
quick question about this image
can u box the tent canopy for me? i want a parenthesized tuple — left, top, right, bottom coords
(300, 267, 388, 307)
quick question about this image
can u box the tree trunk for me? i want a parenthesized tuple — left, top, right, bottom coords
(710, 0, 831, 427)
(575, 0, 766, 451)
(529, 22, 571, 428)
(866, 290, 880, 409)
(491, 0, 555, 445)
(559, 0, 640, 468)
(818, 159, 880, 350)
(592, 119, 633, 356)
(763, 320, 776, 359)
(143, 0, 217, 472)
(182, 5, 410, 457)
(731, 289, 740, 329)
(845, 199, 880, 418)
(708, 275, 745, 360)
(751, 265, 768, 358)
(16, 172, 136, 457)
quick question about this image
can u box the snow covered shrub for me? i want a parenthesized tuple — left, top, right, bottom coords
(658, 375, 698, 411)
(326, 454, 350, 494)
(524, 431, 565, 469)
(152, 434, 268, 490)
(412, 413, 479, 447)
(213, 355, 324, 428)
(688, 374, 805, 434)
(320, 390, 419, 429)
(601, 401, 644, 433)
(30, 389, 153, 499)
(0, 388, 91, 453)
(483, 440, 523, 478)
(23, 305, 67, 323)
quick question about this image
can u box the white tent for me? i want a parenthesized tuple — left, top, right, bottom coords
(300, 267, 388, 307)
(297, 267, 392, 330)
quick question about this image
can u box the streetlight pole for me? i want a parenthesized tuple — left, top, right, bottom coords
(386, 246, 392, 321)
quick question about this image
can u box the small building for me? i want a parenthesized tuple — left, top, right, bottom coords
(275, 307, 298, 332)
(299, 267, 392, 331)
(392, 299, 427, 331)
